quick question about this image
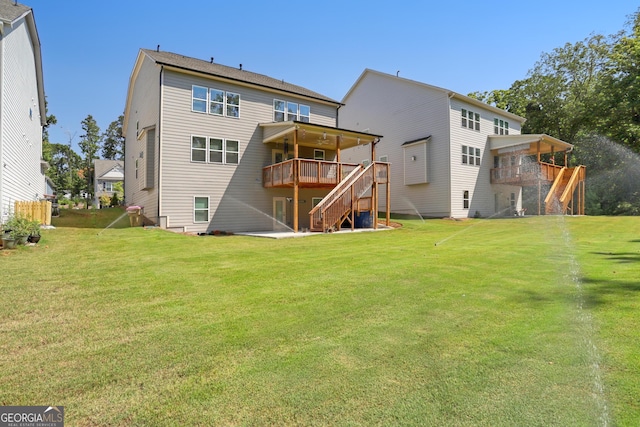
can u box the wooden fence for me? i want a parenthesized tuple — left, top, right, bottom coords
(14, 200, 52, 225)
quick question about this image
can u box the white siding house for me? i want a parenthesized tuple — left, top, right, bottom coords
(124, 50, 387, 233)
(0, 0, 46, 221)
(93, 159, 124, 208)
(340, 69, 585, 218)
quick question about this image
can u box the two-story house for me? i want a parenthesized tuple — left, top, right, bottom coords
(0, 0, 47, 221)
(93, 159, 124, 208)
(123, 49, 389, 233)
(339, 69, 585, 218)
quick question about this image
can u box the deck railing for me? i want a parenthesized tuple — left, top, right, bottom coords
(263, 159, 360, 188)
(491, 161, 563, 185)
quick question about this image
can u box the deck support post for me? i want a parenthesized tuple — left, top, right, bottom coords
(386, 164, 391, 226)
(293, 129, 299, 232)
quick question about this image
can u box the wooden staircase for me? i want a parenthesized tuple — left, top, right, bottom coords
(309, 163, 377, 232)
(544, 165, 586, 214)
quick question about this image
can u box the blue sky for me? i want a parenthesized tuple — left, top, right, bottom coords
(26, 0, 636, 152)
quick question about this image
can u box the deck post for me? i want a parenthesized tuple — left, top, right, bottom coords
(293, 129, 299, 232)
(386, 164, 391, 226)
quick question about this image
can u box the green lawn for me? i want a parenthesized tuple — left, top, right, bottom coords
(1, 213, 638, 426)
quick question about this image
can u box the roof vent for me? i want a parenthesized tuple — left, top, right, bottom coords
(210, 57, 214, 63)
(156, 45, 160, 52)
(239, 64, 242, 71)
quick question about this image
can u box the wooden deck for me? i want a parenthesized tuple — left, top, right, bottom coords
(490, 161, 563, 185)
(263, 159, 361, 188)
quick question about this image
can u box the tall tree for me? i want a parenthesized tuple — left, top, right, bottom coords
(596, 9, 640, 151)
(78, 115, 101, 199)
(102, 114, 125, 160)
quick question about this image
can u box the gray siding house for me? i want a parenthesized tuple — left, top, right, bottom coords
(123, 49, 389, 233)
(93, 159, 124, 208)
(340, 69, 585, 218)
(0, 0, 47, 221)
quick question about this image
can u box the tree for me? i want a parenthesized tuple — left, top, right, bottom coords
(102, 114, 124, 160)
(47, 143, 83, 197)
(596, 9, 640, 151)
(78, 115, 101, 200)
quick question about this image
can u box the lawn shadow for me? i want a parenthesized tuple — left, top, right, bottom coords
(591, 251, 640, 264)
(580, 276, 640, 307)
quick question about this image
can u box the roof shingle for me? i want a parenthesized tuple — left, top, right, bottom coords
(142, 49, 340, 105)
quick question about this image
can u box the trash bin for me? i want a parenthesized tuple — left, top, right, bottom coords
(355, 211, 372, 228)
(126, 206, 142, 226)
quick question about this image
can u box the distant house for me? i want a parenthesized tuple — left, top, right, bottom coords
(123, 49, 389, 233)
(93, 159, 124, 208)
(339, 69, 585, 218)
(0, 0, 47, 221)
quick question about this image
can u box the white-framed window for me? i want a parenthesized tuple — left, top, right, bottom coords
(191, 136, 239, 165)
(226, 92, 240, 117)
(191, 135, 207, 162)
(461, 108, 480, 131)
(362, 159, 370, 168)
(192, 85, 208, 113)
(102, 181, 115, 192)
(494, 118, 509, 135)
(194, 196, 209, 222)
(274, 100, 286, 121)
(192, 85, 240, 117)
(312, 197, 323, 208)
(299, 105, 310, 123)
(463, 191, 470, 209)
(209, 89, 224, 115)
(314, 149, 325, 161)
(379, 155, 388, 163)
(273, 99, 310, 122)
(462, 145, 481, 166)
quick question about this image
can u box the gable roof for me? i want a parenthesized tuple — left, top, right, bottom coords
(0, 0, 46, 126)
(94, 159, 124, 179)
(343, 69, 525, 124)
(141, 49, 340, 105)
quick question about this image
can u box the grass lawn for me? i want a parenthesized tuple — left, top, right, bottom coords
(1, 210, 638, 426)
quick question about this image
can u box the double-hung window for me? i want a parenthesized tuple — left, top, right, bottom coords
(274, 99, 310, 122)
(463, 191, 470, 209)
(494, 118, 509, 135)
(192, 86, 208, 113)
(462, 145, 481, 166)
(192, 136, 239, 165)
(194, 197, 209, 222)
(461, 109, 480, 131)
(192, 85, 240, 117)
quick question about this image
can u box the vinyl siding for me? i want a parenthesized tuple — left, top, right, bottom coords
(449, 98, 522, 218)
(340, 72, 451, 218)
(0, 15, 44, 219)
(124, 55, 160, 220)
(158, 69, 337, 233)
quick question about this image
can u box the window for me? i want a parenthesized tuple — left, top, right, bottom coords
(299, 105, 310, 123)
(226, 140, 239, 164)
(379, 155, 388, 163)
(462, 145, 481, 166)
(191, 136, 207, 162)
(274, 100, 286, 121)
(494, 118, 509, 135)
(192, 86, 207, 112)
(314, 149, 325, 161)
(194, 197, 209, 222)
(192, 136, 239, 165)
(209, 89, 224, 115)
(461, 108, 480, 131)
(102, 181, 114, 191)
(312, 197, 323, 208)
(226, 92, 240, 117)
(273, 99, 310, 122)
(463, 191, 470, 209)
(193, 86, 240, 117)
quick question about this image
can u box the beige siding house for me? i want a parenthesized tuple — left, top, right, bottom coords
(0, 0, 47, 221)
(123, 49, 389, 233)
(340, 69, 585, 218)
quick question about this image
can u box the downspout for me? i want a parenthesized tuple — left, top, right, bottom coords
(157, 65, 163, 222)
(447, 92, 455, 216)
(336, 104, 341, 128)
